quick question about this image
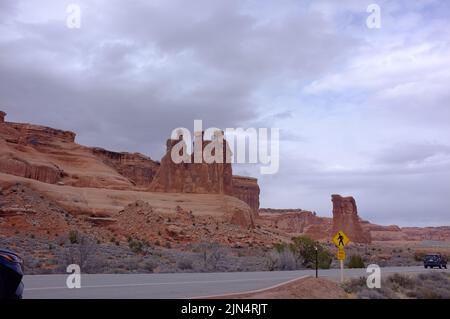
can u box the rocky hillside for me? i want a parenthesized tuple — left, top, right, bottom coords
(1, 110, 449, 246)
(0, 111, 259, 211)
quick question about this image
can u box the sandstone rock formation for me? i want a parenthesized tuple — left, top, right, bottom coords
(92, 148, 160, 188)
(0, 112, 260, 211)
(3, 110, 449, 247)
(232, 176, 260, 214)
(362, 222, 450, 242)
(259, 208, 332, 240)
(149, 132, 259, 211)
(0, 156, 64, 184)
(112, 200, 267, 246)
(149, 132, 233, 194)
(331, 194, 371, 243)
(0, 113, 132, 188)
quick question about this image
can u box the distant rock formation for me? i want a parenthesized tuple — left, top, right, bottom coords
(259, 208, 332, 240)
(0, 112, 75, 147)
(149, 132, 233, 195)
(232, 176, 260, 214)
(2, 111, 450, 246)
(331, 194, 371, 243)
(149, 132, 260, 212)
(0, 111, 260, 211)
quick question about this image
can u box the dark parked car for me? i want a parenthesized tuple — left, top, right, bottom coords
(424, 254, 447, 269)
(0, 249, 24, 299)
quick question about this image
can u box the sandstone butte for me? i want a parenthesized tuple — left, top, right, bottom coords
(1, 110, 449, 246)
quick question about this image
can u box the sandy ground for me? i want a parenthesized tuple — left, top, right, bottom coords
(0, 172, 250, 217)
(207, 276, 348, 299)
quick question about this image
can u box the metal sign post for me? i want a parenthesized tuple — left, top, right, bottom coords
(333, 231, 350, 283)
(315, 246, 318, 278)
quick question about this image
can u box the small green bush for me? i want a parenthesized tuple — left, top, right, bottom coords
(129, 239, 145, 254)
(289, 236, 332, 269)
(68, 230, 79, 244)
(347, 254, 365, 268)
(318, 250, 332, 269)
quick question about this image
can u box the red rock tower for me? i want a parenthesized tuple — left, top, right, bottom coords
(0, 111, 6, 123)
(331, 194, 371, 243)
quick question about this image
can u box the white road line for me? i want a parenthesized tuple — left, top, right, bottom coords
(189, 275, 310, 299)
(24, 276, 301, 291)
(24, 267, 441, 293)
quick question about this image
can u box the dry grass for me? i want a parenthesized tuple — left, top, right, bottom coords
(342, 272, 450, 299)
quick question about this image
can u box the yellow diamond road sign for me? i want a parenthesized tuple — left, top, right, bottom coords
(337, 248, 346, 260)
(333, 230, 350, 248)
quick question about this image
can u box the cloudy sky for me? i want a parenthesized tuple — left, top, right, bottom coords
(1, 0, 449, 226)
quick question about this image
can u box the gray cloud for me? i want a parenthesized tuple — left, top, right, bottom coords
(1, 0, 449, 226)
(375, 143, 450, 165)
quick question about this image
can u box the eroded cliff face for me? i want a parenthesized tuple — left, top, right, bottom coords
(92, 148, 160, 188)
(0, 114, 134, 189)
(149, 136, 233, 195)
(6, 123, 75, 145)
(0, 114, 72, 184)
(148, 134, 260, 212)
(232, 176, 260, 213)
(2, 111, 449, 246)
(0, 157, 64, 184)
(0, 112, 260, 212)
(332, 194, 371, 243)
(259, 209, 332, 240)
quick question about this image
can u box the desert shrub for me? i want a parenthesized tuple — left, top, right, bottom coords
(341, 276, 367, 294)
(278, 250, 299, 270)
(406, 272, 450, 299)
(317, 250, 332, 269)
(357, 288, 386, 299)
(388, 273, 414, 290)
(177, 258, 194, 270)
(206, 245, 226, 271)
(417, 271, 447, 282)
(129, 239, 145, 254)
(144, 260, 157, 273)
(347, 254, 365, 268)
(289, 236, 332, 269)
(68, 230, 79, 244)
(266, 250, 298, 271)
(273, 242, 289, 253)
(414, 251, 426, 262)
(357, 287, 396, 299)
(63, 234, 98, 273)
(195, 242, 227, 271)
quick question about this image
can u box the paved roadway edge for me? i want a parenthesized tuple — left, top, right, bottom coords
(188, 275, 311, 299)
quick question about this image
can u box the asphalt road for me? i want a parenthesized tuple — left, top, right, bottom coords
(23, 266, 447, 299)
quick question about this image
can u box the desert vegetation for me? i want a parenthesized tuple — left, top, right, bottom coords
(342, 272, 450, 299)
(266, 236, 332, 271)
(2, 230, 449, 275)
